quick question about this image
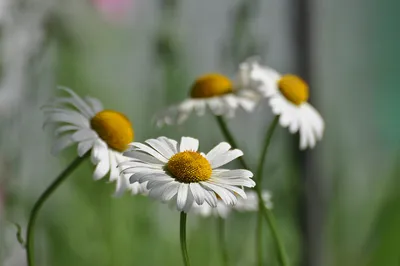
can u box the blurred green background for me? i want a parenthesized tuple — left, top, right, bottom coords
(1, 0, 400, 265)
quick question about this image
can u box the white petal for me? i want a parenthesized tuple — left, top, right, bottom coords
(129, 171, 167, 183)
(43, 112, 89, 128)
(58, 87, 95, 118)
(130, 142, 168, 163)
(54, 125, 81, 137)
(216, 169, 253, 179)
(161, 181, 180, 202)
(209, 149, 243, 168)
(206, 142, 231, 162)
(158, 137, 178, 154)
(201, 182, 237, 205)
(71, 129, 97, 142)
(179, 137, 199, 152)
(51, 134, 75, 155)
(145, 138, 175, 159)
(189, 183, 205, 205)
(203, 190, 217, 207)
(93, 158, 110, 180)
(123, 151, 165, 165)
(91, 140, 108, 164)
(108, 152, 119, 181)
(77, 139, 94, 157)
(182, 189, 194, 213)
(113, 175, 129, 197)
(84, 96, 104, 114)
(177, 183, 189, 211)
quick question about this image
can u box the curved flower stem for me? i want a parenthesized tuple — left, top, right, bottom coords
(180, 212, 191, 266)
(256, 210, 263, 266)
(215, 116, 249, 170)
(255, 116, 289, 266)
(256, 192, 289, 266)
(217, 217, 229, 266)
(215, 115, 289, 266)
(26, 153, 89, 266)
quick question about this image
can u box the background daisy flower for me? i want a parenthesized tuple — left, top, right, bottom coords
(242, 59, 325, 150)
(43, 87, 146, 195)
(121, 136, 255, 212)
(155, 72, 258, 127)
(191, 190, 273, 218)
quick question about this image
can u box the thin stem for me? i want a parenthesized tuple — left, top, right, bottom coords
(256, 192, 289, 266)
(256, 210, 263, 266)
(180, 212, 190, 266)
(255, 116, 279, 184)
(217, 217, 229, 266)
(215, 116, 249, 170)
(214, 115, 289, 266)
(255, 116, 289, 266)
(26, 153, 88, 266)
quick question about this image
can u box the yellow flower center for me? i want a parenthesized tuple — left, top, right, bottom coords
(278, 74, 309, 105)
(190, 73, 233, 98)
(90, 110, 134, 152)
(167, 151, 212, 183)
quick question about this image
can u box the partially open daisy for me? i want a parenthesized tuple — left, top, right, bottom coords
(42, 87, 146, 195)
(191, 190, 273, 218)
(242, 59, 325, 149)
(120, 136, 256, 212)
(156, 72, 258, 127)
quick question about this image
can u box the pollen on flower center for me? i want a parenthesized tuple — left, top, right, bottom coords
(278, 74, 309, 105)
(90, 110, 134, 152)
(167, 151, 212, 183)
(190, 73, 233, 98)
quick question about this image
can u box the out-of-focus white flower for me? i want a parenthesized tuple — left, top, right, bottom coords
(121, 136, 255, 213)
(155, 72, 259, 127)
(241, 59, 325, 150)
(42, 87, 147, 196)
(191, 190, 273, 218)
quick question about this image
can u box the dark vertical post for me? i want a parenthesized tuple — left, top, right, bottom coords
(292, 1, 324, 266)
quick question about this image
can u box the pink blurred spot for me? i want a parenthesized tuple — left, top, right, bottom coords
(91, 0, 134, 22)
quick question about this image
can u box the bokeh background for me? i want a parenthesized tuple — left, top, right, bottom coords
(1, 0, 399, 265)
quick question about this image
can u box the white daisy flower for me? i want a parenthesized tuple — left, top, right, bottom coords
(241, 59, 325, 150)
(42, 87, 148, 196)
(155, 72, 259, 127)
(120, 136, 256, 213)
(191, 190, 273, 218)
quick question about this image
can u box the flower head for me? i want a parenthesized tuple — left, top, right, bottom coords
(191, 190, 273, 218)
(241, 59, 325, 150)
(120, 136, 255, 212)
(42, 87, 147, 195)
(156, 71, 258, 127)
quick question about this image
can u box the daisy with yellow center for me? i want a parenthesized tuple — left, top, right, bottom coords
(156, 72, 258, 126)
(42, 87, 147, 195)
(120, 136, 255, 212)
(191, 190, 273, 219)
(241, 59, 325, 149)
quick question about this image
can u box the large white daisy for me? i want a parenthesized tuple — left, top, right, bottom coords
(191, 190, 273, 218)
(42, 87, 147, 196)
(155, 72, 258, 127)
(120, 136, 256, 213)
(241, 59, 325, 150)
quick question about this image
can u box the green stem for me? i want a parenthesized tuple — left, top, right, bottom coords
(255, 116, 279, 184)
(255, 116, 289, 266)
(180, 212, 190, 266)
(217, 217, 229, 266)
(256, 192, 289, 266)
(215, 115, 289, 266)
(215, 116, 249, 170)
(256, 210, 263, 266)
(26, 153, 88, 266)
